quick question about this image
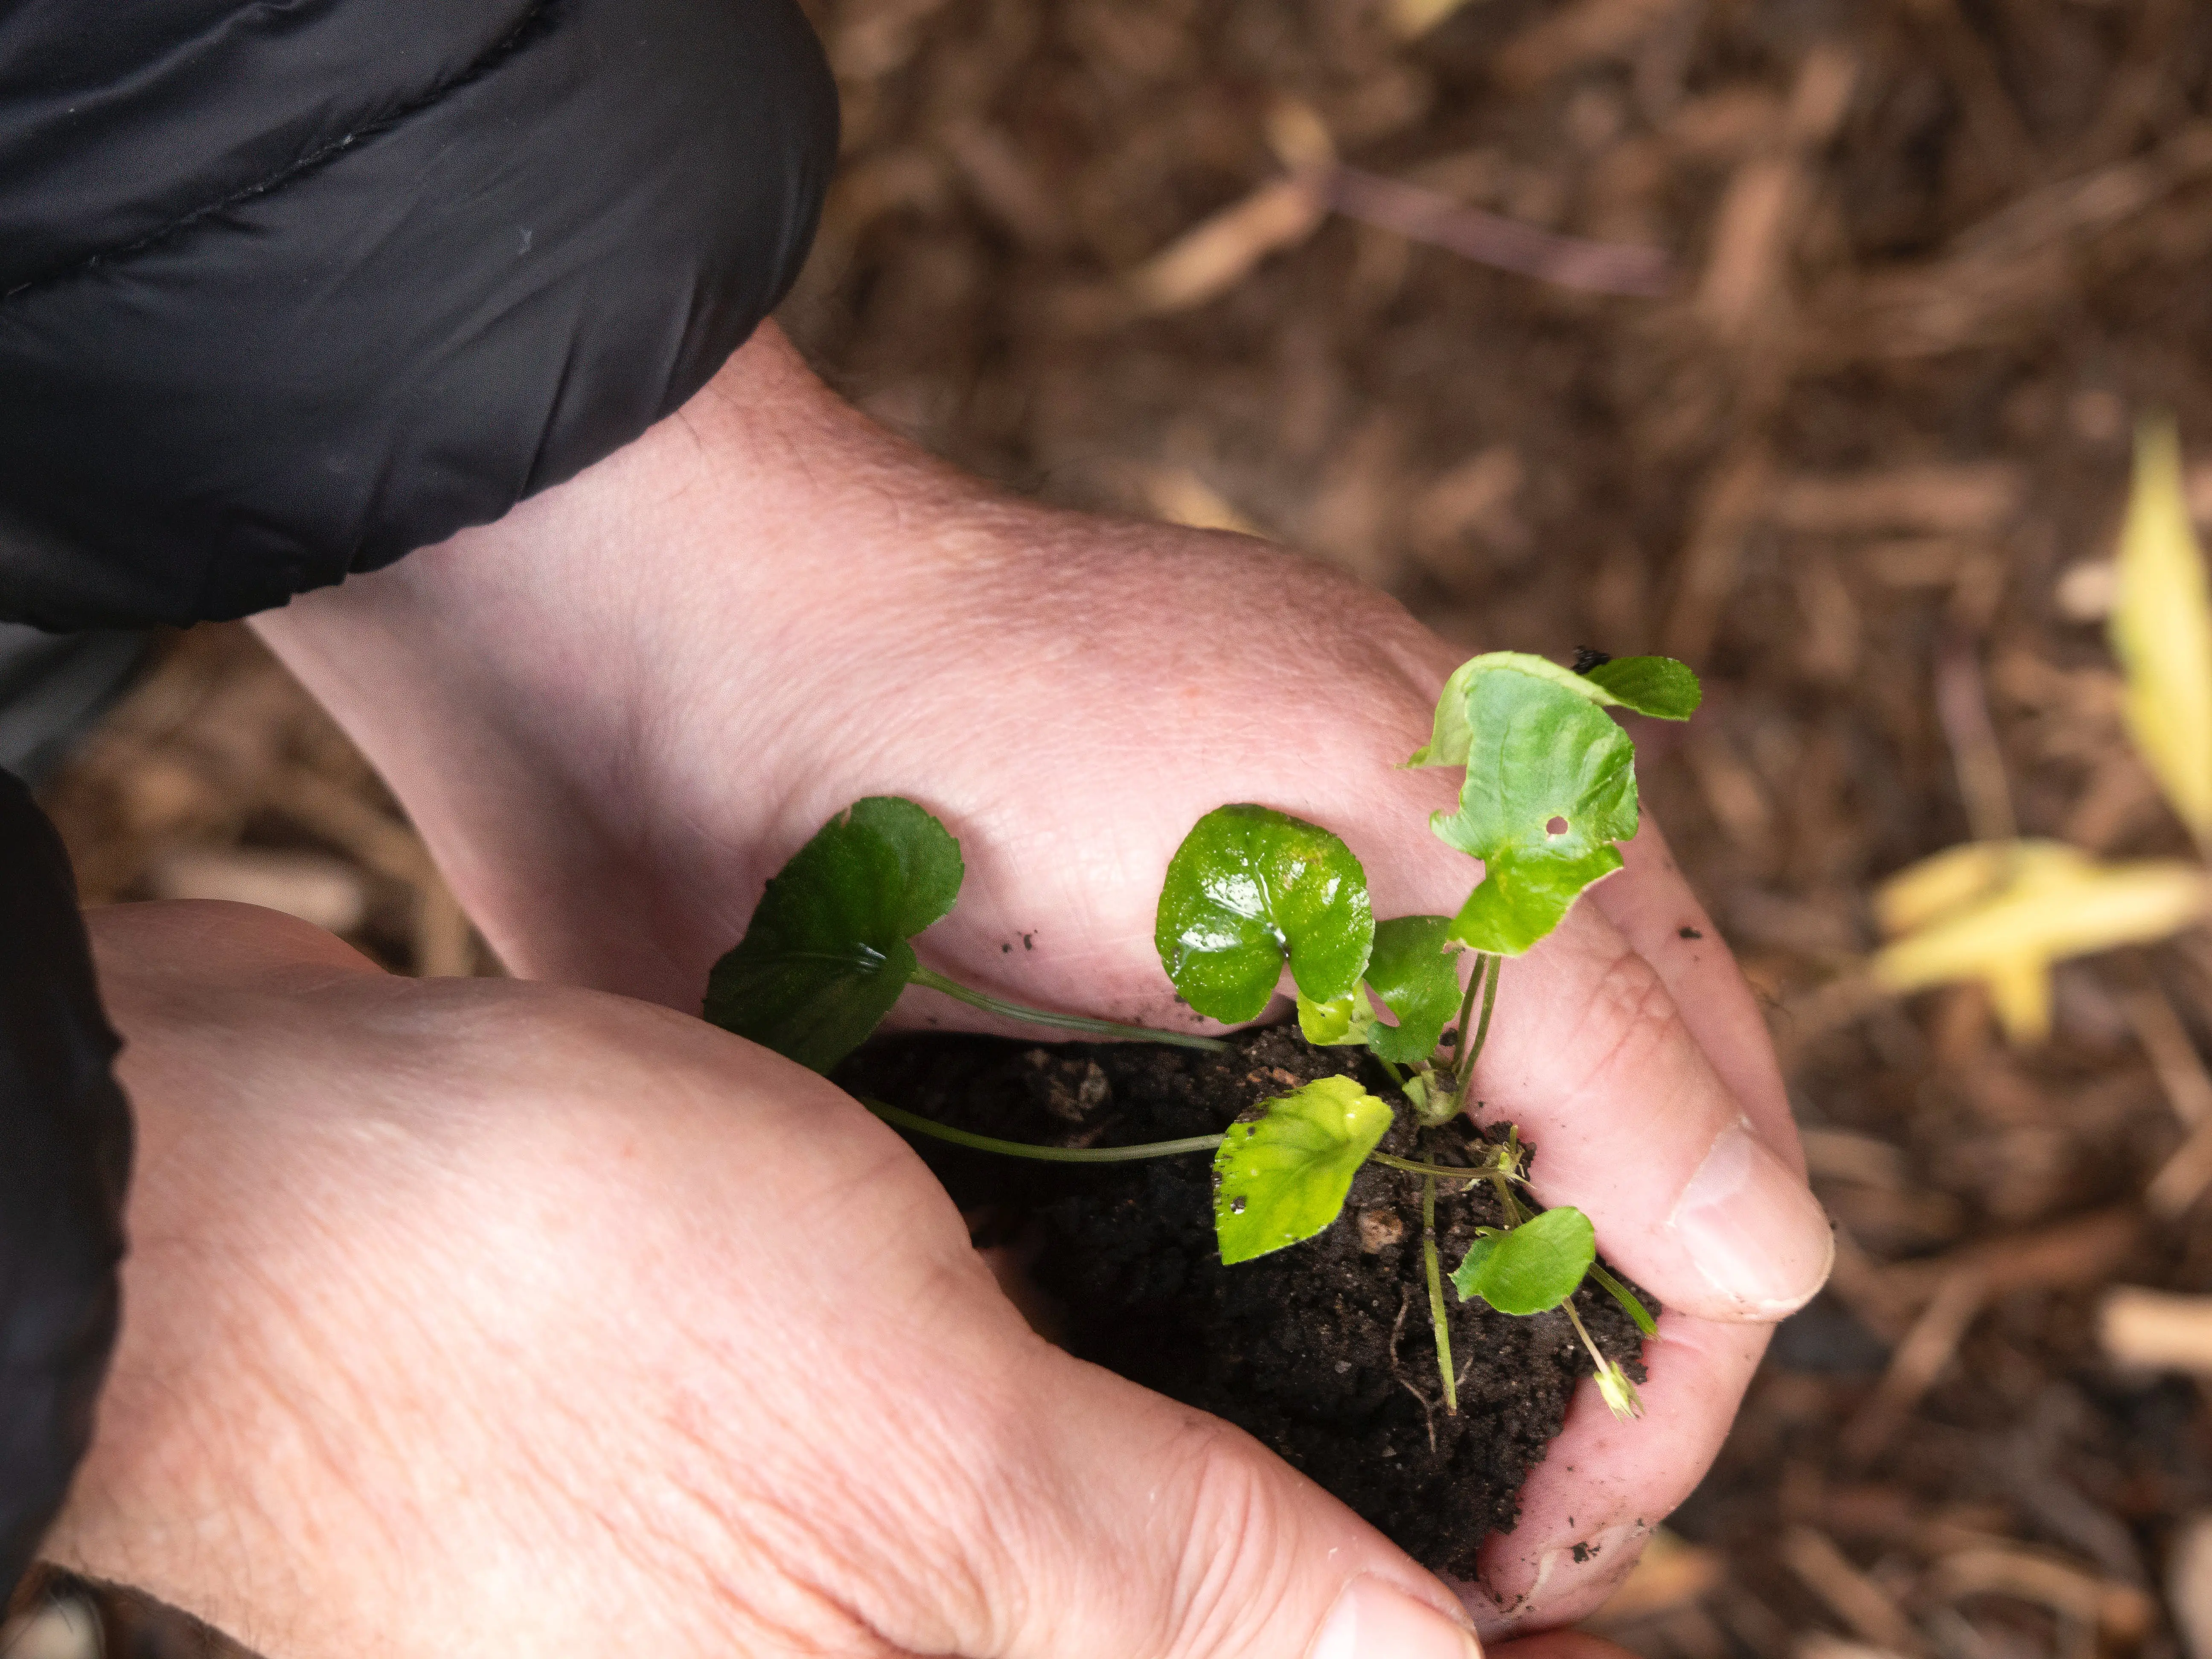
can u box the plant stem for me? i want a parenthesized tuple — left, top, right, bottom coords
(1588, 1263, 1659, 1337)
(1448, 954, 1489, 1075)
(1375, 1054, 1408, 1089)
(1421, 1175, 1458, 1416)
(1453, 956, 1502, 1116)
(1370, 1150, 1499, 1182)
(862, 1097, 1223, 1162)
(908, 965, 1229, 1052)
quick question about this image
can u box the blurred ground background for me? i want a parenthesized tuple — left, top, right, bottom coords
(14, 0, 2212, 1656)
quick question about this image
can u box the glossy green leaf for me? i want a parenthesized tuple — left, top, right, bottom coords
(1429, 665, 1639, 954)
(703, 797, 963, 1073)
(1213, 1076, 1393, 1265)
(1156, 805, 1375, 1023)
(1580, 655, 1702, 720)
(1361, 915, 1465, 1064)
(1450, 1205, 1597, 1315)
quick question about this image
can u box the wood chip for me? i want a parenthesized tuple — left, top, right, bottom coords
(1139, 467, 1264, 537)
(2125, 982, 2212, 1126)
(1780, 1526, 1928, 1656)
(2100, 1286, 2212, 1374)
(1801, 1128, 1910, 1190)
(1328, 165, 1672, 296)
(1589, 1528, 1728, 1626)
(144, 846, 370, 937)
(942, 122, 1070, 251)
(2148, 1113, 2212, 1217)
(1768, 465, 2026, 537)
(1883, 1207, 2141, 1307)
(1841, 1267, 1987, 1464)
(414, 865, 479, 979)
(2168, 1513, 2212, 1659)
(1927, 1545, 2154, 1644)
(1493, 0, 1692, 91)
(1125, 177, 1328, 315)
(0, 1597, 100, 1659)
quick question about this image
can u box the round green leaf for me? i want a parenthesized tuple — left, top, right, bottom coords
(1214, 1076, 1394, 1264)
(1429, 664, 1639, 955)
(1580, 655, 1702, 720)
(1362, 914, 1465, 1064)
(1449, 1205, 1597, 1314)
(1156, 805, 1375, 1023)
(703, 797, 964, 1073)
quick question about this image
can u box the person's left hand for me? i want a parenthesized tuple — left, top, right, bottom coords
(253, 322, 1828, 1629)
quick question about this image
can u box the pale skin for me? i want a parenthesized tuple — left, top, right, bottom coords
(47, 323, 1832, 1656)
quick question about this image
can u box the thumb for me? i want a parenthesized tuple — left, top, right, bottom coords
(886, 1336, 1486, 1659)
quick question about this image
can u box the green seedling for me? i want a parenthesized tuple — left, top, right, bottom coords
(704, 650, 1700, 1418)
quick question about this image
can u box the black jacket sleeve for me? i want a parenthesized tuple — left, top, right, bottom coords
(0, 0, 837, 630)
(0, 770, 131, 1594)
(0, 0, 838, 1595)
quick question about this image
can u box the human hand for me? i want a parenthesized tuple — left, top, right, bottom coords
(252, 323, 1831, 1628)
(59, 899, 1512, 1659)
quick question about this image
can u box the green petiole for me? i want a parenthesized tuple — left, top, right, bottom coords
(864, 1097, 1224, 1162)
(1453, 954, 1501, 1116)
(1370, 1150, 1508, 1182)
(908, 965, 1229, 1052)
(1588, 1262, 1658, 1337)
(1422, 1175, 1458, 1416)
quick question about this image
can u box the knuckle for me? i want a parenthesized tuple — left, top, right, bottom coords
(1155, 1415, 1302, 1659)
(1560, 943, 1685, 1100)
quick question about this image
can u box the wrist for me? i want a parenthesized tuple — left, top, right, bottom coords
(251, 322, 1006, 998)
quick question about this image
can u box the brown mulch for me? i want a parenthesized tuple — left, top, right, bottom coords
(25, 3, 2212, 1656)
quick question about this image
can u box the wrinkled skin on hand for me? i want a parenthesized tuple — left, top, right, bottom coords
(248, 324, 1832, 1630)
(58, 899, 1576, 1659)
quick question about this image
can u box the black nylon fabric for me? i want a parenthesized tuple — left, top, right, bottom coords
(0, 774, 131, 1595)
(0, 0, 837, 628)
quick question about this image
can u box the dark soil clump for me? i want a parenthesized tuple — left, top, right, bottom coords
(839, 1024, 1648, 1578)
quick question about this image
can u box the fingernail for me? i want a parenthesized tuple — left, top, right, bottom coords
(1309, 1575, 1481, 1659)
(1668, 1117, 1834, 1318)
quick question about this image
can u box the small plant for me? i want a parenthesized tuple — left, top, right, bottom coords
(704, 650, 1701, 1417)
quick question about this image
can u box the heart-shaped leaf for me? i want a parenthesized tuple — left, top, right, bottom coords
(704, 797, 964, 1072)
(1450, 1205, 1596, 1314)
(1580, 655, 1702, 720)
(1361, 915, 1465, 1063)
(1213, 1076, 1393, 1265)
(1427, 664, 1640, 954)
(1157, 805, 1375, 1023)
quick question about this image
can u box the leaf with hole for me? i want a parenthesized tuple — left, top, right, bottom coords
(1427, 663, 1641, 954)
(1213, 1076, 1394, 1265)
(1360, 915, 1465, 1063)
(1579, 655, 1702, 720)
(703, 797, 964, 1073)
(1156, 805, 1375, 1023)
(1450, 1205, 1597, 1314)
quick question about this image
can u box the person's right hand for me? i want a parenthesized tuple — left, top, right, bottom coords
(51, 899, 1503, 1659)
